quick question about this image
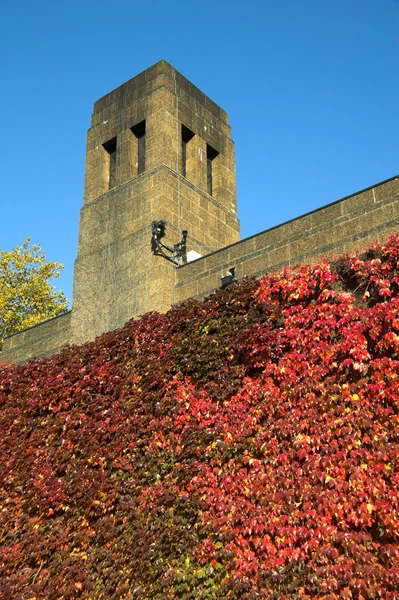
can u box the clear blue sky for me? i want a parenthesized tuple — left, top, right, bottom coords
(1, 0, 398, 303)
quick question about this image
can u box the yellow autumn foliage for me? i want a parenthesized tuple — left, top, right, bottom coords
(0, 237, 68, 349)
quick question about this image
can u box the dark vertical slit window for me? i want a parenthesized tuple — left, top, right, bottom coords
(206, 144, 219, 196)
(132, 120, 146, 175)
(103, 137, 117, 189)
(181, 125, 195, 177)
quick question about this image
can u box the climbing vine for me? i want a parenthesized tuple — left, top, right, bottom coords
(1, 237, 399, 598)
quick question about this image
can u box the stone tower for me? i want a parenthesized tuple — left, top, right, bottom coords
(71, 60, 240, 344)
(2, 59, 398, 366)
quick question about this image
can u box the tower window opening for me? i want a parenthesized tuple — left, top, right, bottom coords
(132, 120, 146, 175)
(206, 144, 219, 196)
(181, 125, 195, 177)
(103, 137, 117, 189)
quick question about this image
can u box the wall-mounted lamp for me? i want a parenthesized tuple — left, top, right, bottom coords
(151, 221, 188, 266)
(221, 267, 236, 288)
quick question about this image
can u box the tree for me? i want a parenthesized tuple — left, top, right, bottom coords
(0, 237, 68, 349)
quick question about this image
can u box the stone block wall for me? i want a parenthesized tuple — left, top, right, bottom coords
(71, 164, 240, 345)
(174, 175, 399, 303)
(1, 312, 72, 365)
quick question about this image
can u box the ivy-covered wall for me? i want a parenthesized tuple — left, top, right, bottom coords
(1, 235, 399, 598)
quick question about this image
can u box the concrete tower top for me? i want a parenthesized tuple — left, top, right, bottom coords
(92, 60, 230, 125)
(83, 60, 238, 218)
